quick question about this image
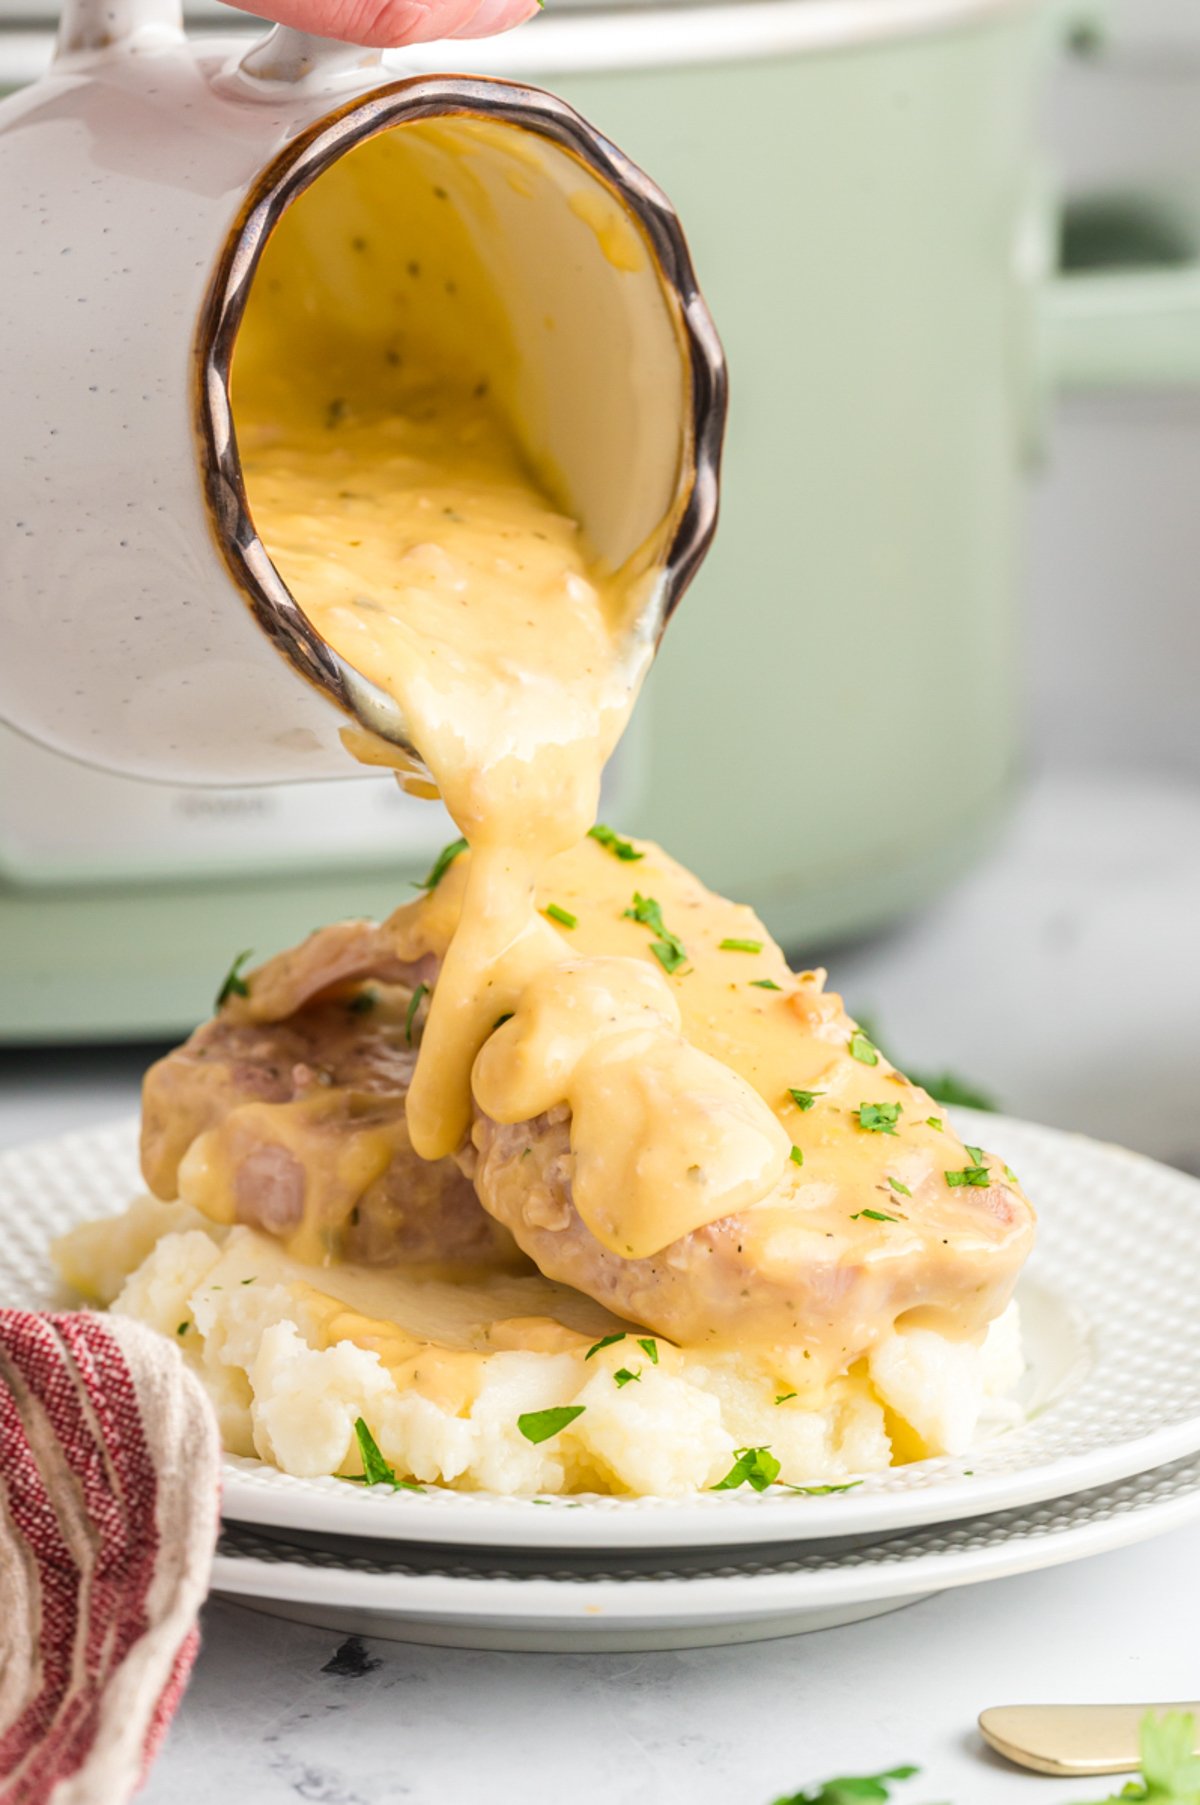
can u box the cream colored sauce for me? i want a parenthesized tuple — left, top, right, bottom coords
(227, 124, 1033, 1372)
(392, 836, 1032, 1304)
(240, 1230, 630, 1382)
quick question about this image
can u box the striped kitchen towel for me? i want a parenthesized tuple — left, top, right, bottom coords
(0, 1312, 220, 1804)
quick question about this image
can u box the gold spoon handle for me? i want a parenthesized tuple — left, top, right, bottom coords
(979, 1704, 1200, 1777)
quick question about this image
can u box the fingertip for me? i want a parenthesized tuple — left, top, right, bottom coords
(447, 0, 541, 37)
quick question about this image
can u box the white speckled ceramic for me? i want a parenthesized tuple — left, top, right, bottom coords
(0, 1, 723, 787)
(208, 1453, 1200, 1650)
(5, 1110, 1200, 1552)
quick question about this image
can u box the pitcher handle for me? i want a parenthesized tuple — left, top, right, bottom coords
(234, 25, 383, 91)
(55, 0, 183, 57)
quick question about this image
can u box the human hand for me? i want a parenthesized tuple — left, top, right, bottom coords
(229, 0, 541, 49)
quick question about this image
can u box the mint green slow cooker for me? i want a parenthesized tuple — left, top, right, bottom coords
(0, 0, 1197, 1038)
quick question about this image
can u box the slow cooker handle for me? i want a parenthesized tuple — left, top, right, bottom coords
(1045, 259, 1200, 391)
(1040, 2, 1200, 392)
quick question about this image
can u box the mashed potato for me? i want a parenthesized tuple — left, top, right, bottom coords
(54, 1198, 1023, 1497)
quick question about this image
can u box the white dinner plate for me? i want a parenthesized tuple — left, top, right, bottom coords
(4, 1112, 1200, 1550)
(209, 1453, 1200, 1650)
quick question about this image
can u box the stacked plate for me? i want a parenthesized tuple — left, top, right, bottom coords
(6, 1112, 1200, 1651)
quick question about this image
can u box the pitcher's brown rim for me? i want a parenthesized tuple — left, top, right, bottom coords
(194, 72, 728, 757)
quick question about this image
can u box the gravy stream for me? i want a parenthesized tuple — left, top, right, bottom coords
(233, 135, 791, 1274)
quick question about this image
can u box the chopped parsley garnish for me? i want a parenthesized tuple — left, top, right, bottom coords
(623, 892, 687, 975)
(544, 903, 578, 929)
(613, 1368, 641, 1388)
(404, 981, 428, 1045)
(773, 1761, 917, 1802)
(945, 1165, 990, 1188)
(348, 989, 377, 1015)
(1069, 1710, 1200, 1804)
(789, 1146, 804, 1167)
(413, 835, 467, 892)
(517, 1405, 585, 1445)
(585, 1333, 626, 1360)
(965, 1144, 986, 1166)
(493, 1012, 514, 1030)
(718, 937, 763, 954)
(856, 1101, 902, 1135)
(240, 1277, 256, 1286)
(781, 1480, 864, 1497)
(775, 1392, 798, 1406)
(851, 1208, 901, 1223)
(751, 978, 782, 990)
(907, 1068, 997, 1111)
(342, 1417, 424, 1493)
(712, 1446, 781, 1493)
(589, 823, 643, 862)
(787, 1088, 823, 1112)
(636, 1338, 659, 1365)
(176, 1321, 188, 1336)
(887, 1177, 912, 1197)
(215, 949, 253, 1010)
(1004, 1164, 1020, 1184)
(926, 1116, 944, 1131)
(848, 1030, 879, 1067)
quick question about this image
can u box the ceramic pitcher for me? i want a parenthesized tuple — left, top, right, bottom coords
(0, 0, 725, 786)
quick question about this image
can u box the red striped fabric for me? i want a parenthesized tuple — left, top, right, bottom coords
(0, 1312, 220, 1805)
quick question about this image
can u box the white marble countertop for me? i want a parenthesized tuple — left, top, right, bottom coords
(3, 768, 1198, 1805)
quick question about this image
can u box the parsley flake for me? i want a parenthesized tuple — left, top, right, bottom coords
(589, 823, 643, 862)
(1072, 1710, 1200, 1804)
(348, 988, 377, 1016)
(342, 1417, 424, 1493)
(404, 981, 428, 1045)
(775, 1392, 798, 1406)
(1004, 1164, 1020, 1184)
(771, 1767, 918, 1805)
(907, 1069, 997, 1111)
(718, 937, 763, 954)
(613, 1367, 641, 1388)
(945, 1165, 990, 1188)
(857, 1101, 902, 1135)
(789, 1146, 805, 1167)
(176, 1321, 188, 1336)
(544, 903, 578, 929)
(926, 1116, 944, 1131)
(623, 892, 687, 975)
(585, 1333, 625, 1360)
(517, 1405, 585, 1445)
(751, 978, 782, 990)
(851, 1208, 901, 1223)
(965, 1144, 986, 1166)
(636, 1338, 659, 1365)
(787, 1088, 823, 1112)
(413, 836, 467, 891)
(780, 1480, 864, 1497)
(712, 1446, 781, 1493)
(887, 1177, 912, 1196)
(849, 1030, 879, 1067)
(215, 949, 253, 1010)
